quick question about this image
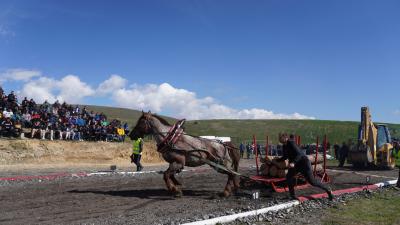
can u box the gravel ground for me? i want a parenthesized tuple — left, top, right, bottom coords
(225, 187, 395, 225)
(0, 160, 397, 225)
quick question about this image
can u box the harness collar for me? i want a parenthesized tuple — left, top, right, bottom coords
(157, 119, 185, 153)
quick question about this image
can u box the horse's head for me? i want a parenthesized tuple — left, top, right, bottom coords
(129, 111, 153, 140)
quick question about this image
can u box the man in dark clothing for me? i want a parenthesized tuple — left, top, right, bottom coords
(338, 142, 349, 167)
(239, 142, 245, 158)
(29, 99, 37, 112)
(131, 137, 144, 171)
(21, 97, 29, 109)
(277, 133, 333, 200)
(333, 143, 340, 160)
(1, 117, 14, 137)
(7, 91, 16, 103)
(31, 119, 42, 139)
(246, 143, 251, 159)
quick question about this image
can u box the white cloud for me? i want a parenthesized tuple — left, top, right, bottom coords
(2, 68, 315, 120)
(0, 68, 41, 83)
(394, 110, 400, 116)
(96, 74, 127, 95)
(20, 77, 57, 103)
(19, 74, 95, 104)
(56, 75, 95, 102)
(109, 82, 315, 120)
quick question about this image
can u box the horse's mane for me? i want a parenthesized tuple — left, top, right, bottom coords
(152, 114, 171, 126)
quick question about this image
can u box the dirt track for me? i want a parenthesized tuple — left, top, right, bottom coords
(0, 160, 397, 225)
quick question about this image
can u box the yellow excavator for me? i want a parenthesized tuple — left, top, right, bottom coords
(347, 106, 395, 169)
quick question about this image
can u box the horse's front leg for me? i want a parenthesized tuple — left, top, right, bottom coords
(223, 174, 235, 197)
(171, 174, 182, 186)
(164, 162, 184, 197)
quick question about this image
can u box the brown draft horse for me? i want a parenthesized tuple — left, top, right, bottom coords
(129, 112, 240, 197)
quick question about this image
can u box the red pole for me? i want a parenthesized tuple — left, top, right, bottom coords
(254, 135, 259, 175)
(323, 135, 327, 174)
(266, 135, 269, 158)
(298, 136, 301, 145)
(314, 136, 319, 176)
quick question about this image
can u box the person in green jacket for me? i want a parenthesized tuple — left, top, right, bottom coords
(130, 137, 144, 171)
(393, 141, 400, 188)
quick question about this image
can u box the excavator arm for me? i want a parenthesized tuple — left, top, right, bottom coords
(348, 107, 395, 169)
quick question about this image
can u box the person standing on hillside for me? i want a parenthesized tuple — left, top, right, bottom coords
(277, 133, 333, 200)
(131, 137, 144, 171)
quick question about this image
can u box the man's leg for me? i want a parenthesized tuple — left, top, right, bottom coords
(338, 157, 344, 167)
(130, 153, 134, 163)
(133, 154, 141, 171)
(65, 131, 70, 140)
(31, 129, 37, 138)
(286, 168, 297, 199)
(138, 154, 143, 170)
(40, 129, 46, 140)
(397, 167, 400, 188)
(135, 154, 143, 171)
(300, 159, 333, 200)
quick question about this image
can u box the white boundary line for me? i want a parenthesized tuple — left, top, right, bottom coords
(86, 169, 198, 176)
(182, 178, 399, 225)
(374, 179, 398, 187)
(327, 169, 397, 179)
(182, 200, 300, 225)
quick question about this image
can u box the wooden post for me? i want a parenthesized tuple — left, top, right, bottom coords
(323, 135, 327, 174)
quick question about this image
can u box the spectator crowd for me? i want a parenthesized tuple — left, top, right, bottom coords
(0, 86, 129, 142)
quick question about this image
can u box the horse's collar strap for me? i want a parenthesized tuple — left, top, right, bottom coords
(158, 119, 185, 152)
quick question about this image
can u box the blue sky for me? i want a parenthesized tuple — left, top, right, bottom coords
(0, 0, 399, 122)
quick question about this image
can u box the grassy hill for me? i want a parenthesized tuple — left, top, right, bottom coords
(83, 105, 400, 145)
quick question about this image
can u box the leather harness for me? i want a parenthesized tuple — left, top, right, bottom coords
(157, 119, 186, 153)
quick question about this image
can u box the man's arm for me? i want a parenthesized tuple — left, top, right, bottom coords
(139, 139, 143, 153)
(276, 145, 288, 162)
(288, 141, 304, 163)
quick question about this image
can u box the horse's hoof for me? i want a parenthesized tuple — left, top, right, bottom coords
(223, 190, 231, 197)
(174, 191, 183, 198)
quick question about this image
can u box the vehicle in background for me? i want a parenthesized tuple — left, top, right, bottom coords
(347, 106, 395, 169)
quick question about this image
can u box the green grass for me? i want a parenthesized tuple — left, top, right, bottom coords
(81, 105, 400, 145)
(322, 189, 400, 225)
(184, 119, 400, 145)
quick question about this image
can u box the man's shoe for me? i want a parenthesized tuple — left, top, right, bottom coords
(328, 191, 334, 201)
(289, 195, 297, 200)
